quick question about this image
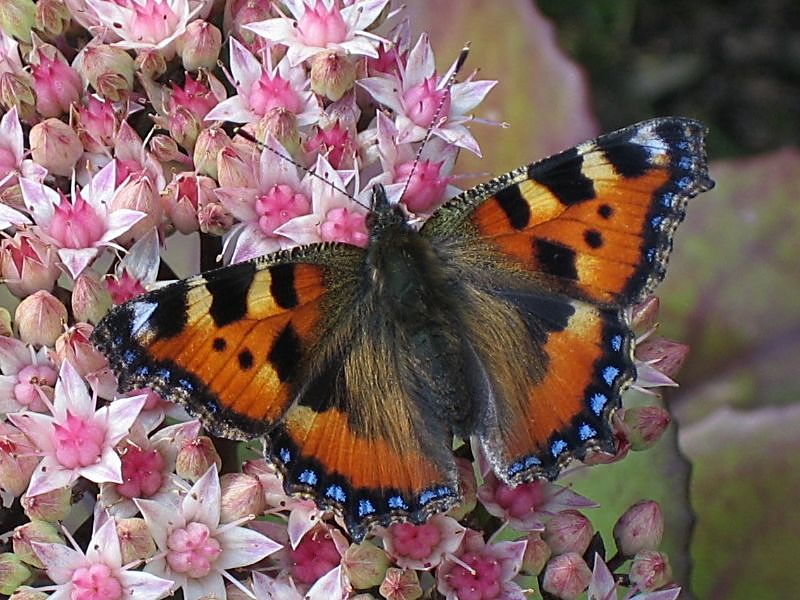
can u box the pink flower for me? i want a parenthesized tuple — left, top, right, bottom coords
(436, 529, 527, 600)
(8, 360, 147, 497)
(0, 335, 57, 414)
(245, 0, 391, 66)
(477, 472, 597, 532)
(135, 465, 282, 600)
(205, 38, 320, 125)
(105, 229, 161, 304)
(359, 34, 497, 155)
(305, 119, 357, 169)
(28, 40, 83, 118)
(289, 524, 344, 584)
(382, 514, 465, 570)
(32, 517, 174, 600)
(20, 161, 146, 278)
(73, 95, 118, 153)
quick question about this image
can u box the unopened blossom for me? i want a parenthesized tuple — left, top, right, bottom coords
(14, 290, 67, 348)
(542, 510, 594, 556)
(175, 435, 221, 482)
(0, 107, 47, 192)
(342, 541, 390, 590)
(72, 96, 118, 154)
(520, 532, 551, 576)
(177, 19, 221, 71)
(72, 271, 114, 324)
(380, 567, 422, 600)
(360, 33, 497, 155)
(136, 465, 282, 600)
(20, 161, 146, 278)
(116, 517, 157, 564)
(219, 472, 267, 523)
(621, 405, 672, 450)
(53, 323, 108, 379)
(110, 176, 162, 244)
(0, 420, 40, 497)
(21, 486, 72, 522)
(205, 38, 320, 126)
(629, 550, 673, 591)
(477, 472, 597, 532)
(0, 335, 57, 413)
(309, 50, 357, 101)
(193, 127, 231, 179)
(33, 517, 174, 600)
(35, 0, 71, 37)
(305, 118, 357, 169)
(28, 119, 82, 177)
(0, 231, 60, 298)
(275, 154, 368, 248)
(436, 529, 527, 600)
(382, 515, 465, 571)
(0, 552, 32, 595)
(74, 41, 135, 102)
(8, 360, 147, 497)
(246, 0, 391, 66)
(162, 172, 216, 234)
(614, 500, 665, 558)
(0, 0, 36, 43)
(28, 39, 82, 118)
(542, 552, 592, 600)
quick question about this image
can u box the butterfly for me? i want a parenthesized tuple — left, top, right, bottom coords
(91, 117, 713, 541)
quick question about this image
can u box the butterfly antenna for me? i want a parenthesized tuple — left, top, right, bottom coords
(234, 128, 370, 211)
(398, 42, 471, 203)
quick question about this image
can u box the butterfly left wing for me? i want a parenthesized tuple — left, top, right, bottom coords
(420, 117, 713, 481)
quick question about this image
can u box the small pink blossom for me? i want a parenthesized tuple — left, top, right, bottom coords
(245, 0, 391, 66)
(32, 517, 174, 600)
(135, 465, 282, 600)
(289, 524, 343, 584)
(28, 40, 83, 118)
(382, 514, 465, 570)
(8, 360, 147, 497)
(305, 119, 356, 169)
(0, 334, 58, 414)
(105, 229, 161, 305)
(73, 95, 118, 153)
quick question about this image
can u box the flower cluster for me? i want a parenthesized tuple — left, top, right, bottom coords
(0, 1, 689, 598)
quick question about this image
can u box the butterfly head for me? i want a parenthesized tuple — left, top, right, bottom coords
(366, 184, 410, 241)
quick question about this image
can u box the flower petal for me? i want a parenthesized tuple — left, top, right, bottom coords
(204, 95, 252, 123)
(118, 569, 175, 600)
(101, 209, 147, 242)
(58, 247, 101, 279)
(32, 541, 87, 584)
(214, 525, 282, 570)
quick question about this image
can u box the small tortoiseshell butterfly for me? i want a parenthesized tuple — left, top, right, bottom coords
(92, 117, 713, 541)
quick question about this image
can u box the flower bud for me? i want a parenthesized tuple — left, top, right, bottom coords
(631, 296, 660, 331)
(21, 487, 72, 522)
(541, 552, 592, 600)
(543, 510, 594, 556)
(54, 322, 108, 376)
(0, 421, 39, 497)
(178, 20, 222, 71)
(168, 105, 201, 152)
(29, 118, 83, 177)
(34, 0, 70, 37)
(29, 43, 82, 118)
(629, 550, 673, 591)
(379, 567, 422, 600)
(219, 473, 266, 523)
(162, 172, 215, 235)
(614, 500, 664, 557)
(12, 520, 63, 568)
(217, 144, 256, 188)
(135, 49, 167, 80)
(0, 72, 37, 123)
(0, 553, 32, 595)
(149, 133, 186, 164)
(15, 290, 66, 347)
(254, 109, 301, 157)
(193, 127, 231, 179)
(622, 405, 671, 451)
(310, 51, 357, 101)
(0, 232, 60, 297)
(79, 44, 135, 101)
(0, 0, 36, 43)
(197, 200, 233, 236)
(175, 437, 221, 483)
(520, 532, 551, 576)
(343, 541, 390, 589)
(0, 308, 11, 337)
(72, 271, 113, 324)
(9, 588, 48, 600)
(110, 175, 162, 244)
(636, 336, 689, 379)
(116, 518, 157, 564)
(73, 96, 117, 153)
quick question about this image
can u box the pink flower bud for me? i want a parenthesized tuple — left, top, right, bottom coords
(29, 118, 82, 177)
(542, 510, 594, 556)
(12, 520, 62, 568)
(0, 421, 39, 497)
(73, 96, 117, 153)
(622, 405, 671, 450)
(168, 105, 201, 151)
(110, 175, 162, 244)
(197, 199, 233, 236)
(631, 296, 660, 331)
(379, 567, 422, 600)
(72, 271, 113, 324)
(15, 290, 66, 347)
(541, 552, 592, 600)
(78, 44, 135, 101)
(0, 552, 32, 594)
(343, 541, 390, 590)
(34, 0, 70, 37)
(178, 20, 222, 71)
(135, 49, 167, 80)
(21, 487, 72, 522)
(306, 120, 355, 169)
(149, 133, 186, 163)
(217, 144, 256, 188)
(29, 43, 82, 118)
(0, 72, 36, 122)
(521, 532, 552, 576)
(629, 550, 673, 591)
(219, 473, 266, 523)
(0, 0, 36, 43)
(0, 231, 60, 297)
(636, 336, 689, 379)
(116, 518, 157, 564)
(254, 109, 301, 156)
(162, 172, 215, 234)
(175, 437, 221, 483)
(394, 159, 449, 214)
(193, 127, 231, 179)
(614, 500, 664, 557)
(310, 51, 357, 101)
(54, 322, 108, 376)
